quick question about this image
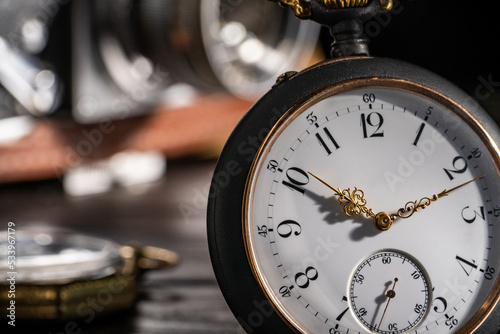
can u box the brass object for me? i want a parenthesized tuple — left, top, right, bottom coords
(269, 0, 312, 20)
(0, 276, 138, 320)
(389, 193, 447, 221)
(309, 172, 376, 219)
(121, 243, 179, 274)
(309, 172, 486, 231)
(379, 0, 393, 11)
(310, 172, 388, 231)
(389, 175, 486, 221)
(269, 0, 393, 20)
(273, 71, 299, 87)
(0, 243, 179, 319)
(320, 0, 369, 9)
(320, 0, 393, 11)
(374, 212, 393, 231)
(335, 187, 374, 218)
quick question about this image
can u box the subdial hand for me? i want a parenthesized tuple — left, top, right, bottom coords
(377, 278, 398, 331)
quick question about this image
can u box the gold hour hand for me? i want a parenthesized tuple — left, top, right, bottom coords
(389, 174, 486, 221)
(308, 172, 376, 220)
(309, 172, 393, 230)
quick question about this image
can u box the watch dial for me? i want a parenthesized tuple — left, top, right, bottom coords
(244, 81, 500, 333)
(349, 251, 430, 333)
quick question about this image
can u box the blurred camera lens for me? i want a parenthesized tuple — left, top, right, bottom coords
(1, 0, 320, 123)
(200, 0, 319, 98)
(92, 0, 171, 98)
(97, 0, 320, 99)
(170, 0, 319, 98)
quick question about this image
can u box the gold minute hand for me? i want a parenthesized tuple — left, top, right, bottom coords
(389, 174, 486, 221)
(308, 172, 376, 220)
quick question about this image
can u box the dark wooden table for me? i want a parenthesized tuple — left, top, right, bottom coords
(0, 160, 242, 333)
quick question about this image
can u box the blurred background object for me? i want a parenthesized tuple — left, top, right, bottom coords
(0, 0, 320, 123)
(1, 0, 498, 186)
(0, 161, 242, 333)
(0, 227, 179, 319)
(0, 0, 320, 185)
(62, 150, 166, 197)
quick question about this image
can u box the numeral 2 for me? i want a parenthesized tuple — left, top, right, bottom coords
(443, 156, 467, 180)
(461, 206, 485, 224)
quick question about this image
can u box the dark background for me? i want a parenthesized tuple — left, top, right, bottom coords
(321, 0, 500, 122)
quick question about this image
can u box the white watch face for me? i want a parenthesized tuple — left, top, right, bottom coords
(245, 81, 500, 333)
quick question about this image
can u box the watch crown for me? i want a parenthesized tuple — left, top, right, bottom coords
(319, 0, 368, 9)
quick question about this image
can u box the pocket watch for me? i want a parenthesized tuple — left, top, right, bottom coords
(207, 1, 500, 333)
(0, 228, 178, 320)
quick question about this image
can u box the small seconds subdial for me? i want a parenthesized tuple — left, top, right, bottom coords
(349, 251, 431, 333)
